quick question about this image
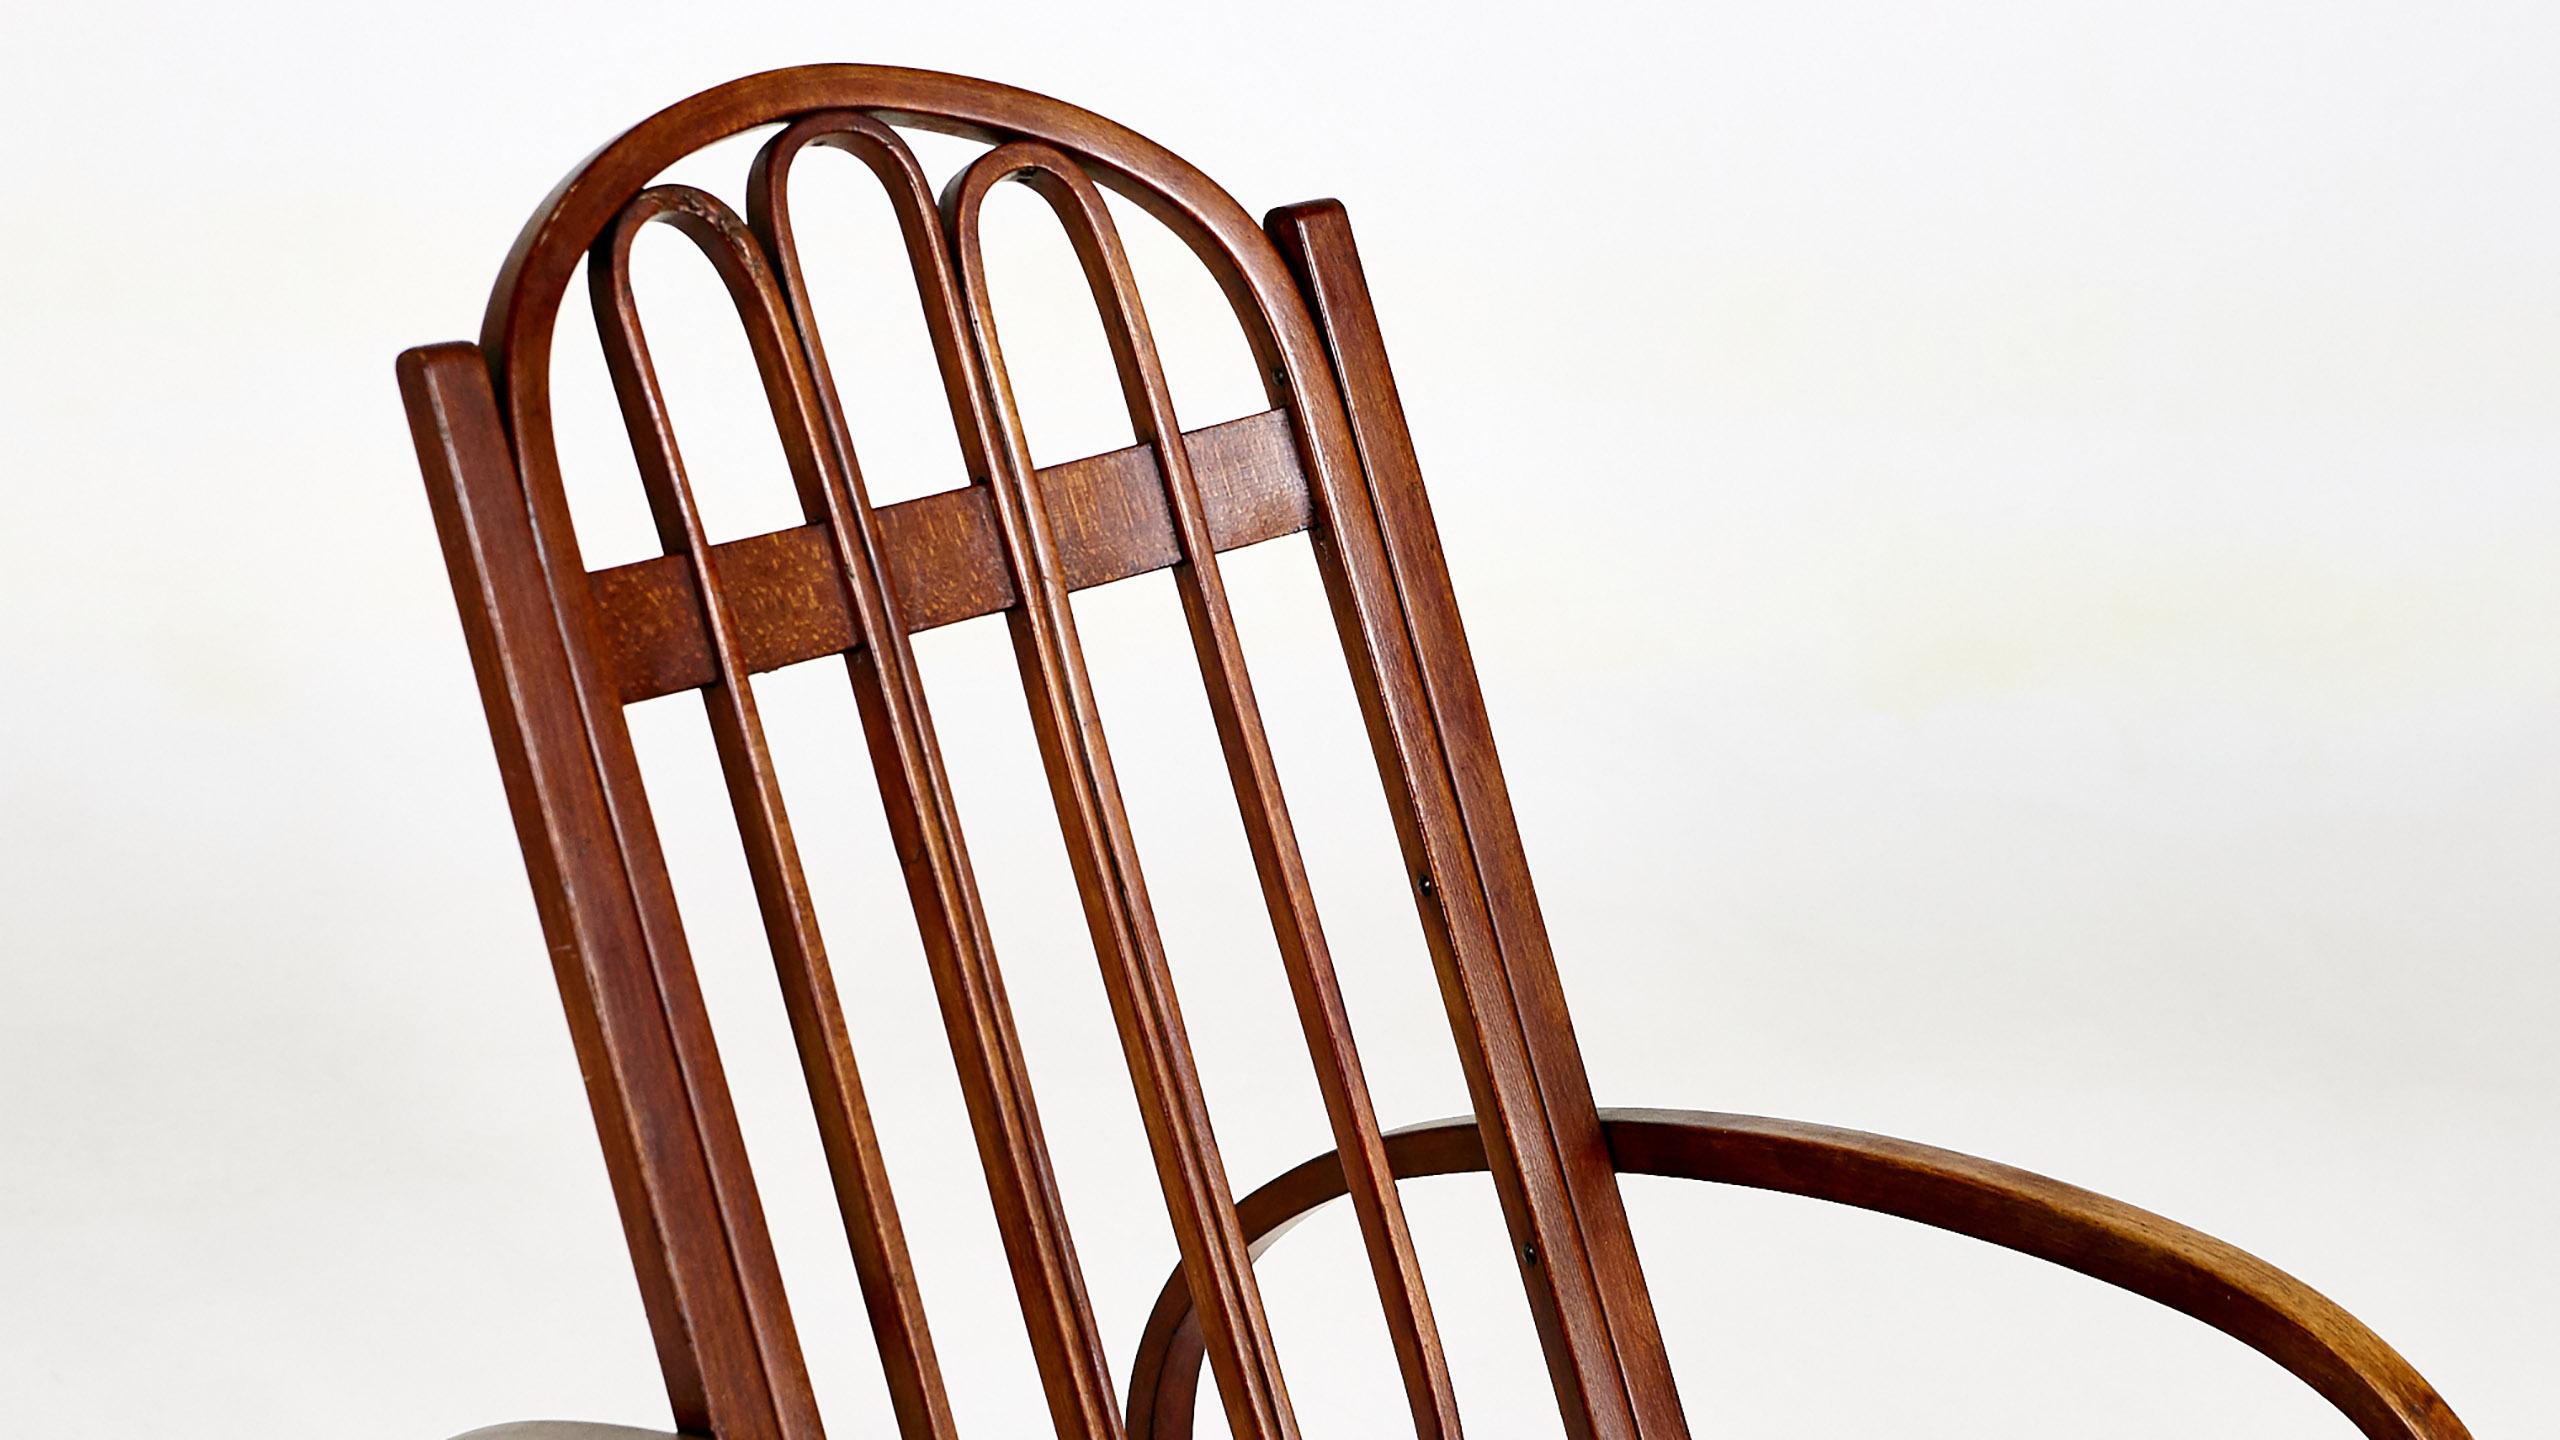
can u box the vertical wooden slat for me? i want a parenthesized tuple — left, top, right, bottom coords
(748, 114, 1128, 1440)
(590, 185, 960, 1440)
(521, 301, 833, 1440)
(398, 341, 805, 1440)
(1264, 200, 1691, 1440)
(942, 142, 1301, 1440)
(942, 144, 1461, 1440)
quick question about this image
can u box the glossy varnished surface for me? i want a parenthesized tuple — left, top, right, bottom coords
(586, 408, 1311, 703)
(399, 63, 2468, 1440)
(1128, 1111, 2472, 1440)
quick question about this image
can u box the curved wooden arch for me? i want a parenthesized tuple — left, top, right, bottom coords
(1125, 1110, 2472, 1440)
(479, 64, 1319, 460)
(428, 65, 1695, 1440)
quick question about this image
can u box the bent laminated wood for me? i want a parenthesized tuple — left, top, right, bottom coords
(398, 65, 2469, 1440)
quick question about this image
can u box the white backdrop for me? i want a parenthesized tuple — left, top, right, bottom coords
(2, 3, 2550, 1437)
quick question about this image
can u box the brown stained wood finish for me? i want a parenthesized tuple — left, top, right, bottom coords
(939, 140, 1295, 1440)
(588, 407, 1313, 706)
(401, 343, 818, 1440)
(587, 182, 957, 1440)
(943, 140, 1453, 1440)
(749, 110, 1128, 1440)
(398, 64, 2472, 1440)
(1126, 1112, 2471, 1440)
(1266, 198, 1684, 1440)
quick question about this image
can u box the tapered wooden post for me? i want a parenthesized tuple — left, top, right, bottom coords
(1267, 200, 1690, 1440)
(398, 341, 816, 1440)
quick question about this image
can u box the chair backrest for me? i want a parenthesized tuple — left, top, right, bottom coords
(397, 65, 1685, 1440)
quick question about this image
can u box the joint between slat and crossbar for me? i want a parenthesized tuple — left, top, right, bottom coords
(587, 407, 1310, 705)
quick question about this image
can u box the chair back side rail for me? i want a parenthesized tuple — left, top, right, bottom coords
(1265, 201, 1688, 1439)
(400, 343, 817, 1440)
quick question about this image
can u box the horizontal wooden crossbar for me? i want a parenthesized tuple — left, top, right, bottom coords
(588, 407, 1310, 704)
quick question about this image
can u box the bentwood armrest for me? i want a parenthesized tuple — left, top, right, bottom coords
(1127, 1110, 2469, 1440)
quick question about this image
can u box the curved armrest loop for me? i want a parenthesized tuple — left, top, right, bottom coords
(1126, 1109, 2468, 1440)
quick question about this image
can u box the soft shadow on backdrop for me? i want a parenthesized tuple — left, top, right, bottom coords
(2, 3, 2550, 1437)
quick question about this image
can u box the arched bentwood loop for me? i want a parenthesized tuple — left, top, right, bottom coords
(397, 65, 2472, 1440)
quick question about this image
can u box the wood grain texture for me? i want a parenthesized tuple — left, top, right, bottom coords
(400, 64, 2471, 1440)
(589, 181, 957, 1440)
(947, 138, 1458, 1440)
(1268, 198, 1687, 1440)
(585, 408, 1309, 706)
(749, 110, 1130, 1440)
(944, 139, 1299, 1440)
(400, 341, 814, 1440)
(1129, 1111, 2474, 1440)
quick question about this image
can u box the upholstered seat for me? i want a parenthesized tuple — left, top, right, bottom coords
(453, 1414, 686, 1424)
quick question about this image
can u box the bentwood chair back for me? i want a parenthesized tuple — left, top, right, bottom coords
(398, 65, 2470, 1440)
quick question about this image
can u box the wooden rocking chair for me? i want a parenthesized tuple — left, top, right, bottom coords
(395, 66, 2469, 1440)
